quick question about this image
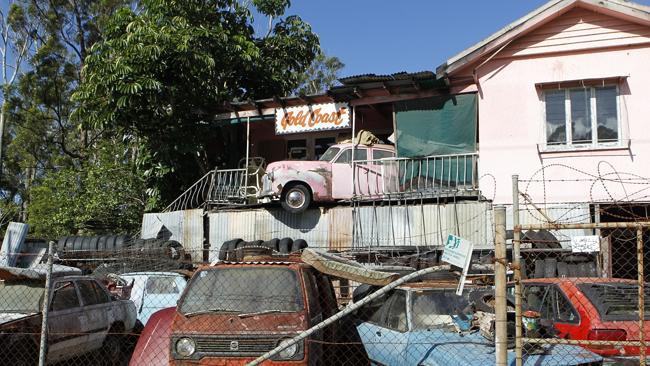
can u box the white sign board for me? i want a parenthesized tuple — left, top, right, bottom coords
(571, 235, 600, 253)
(275, 103, 350, 135)
(442, 234, 474, 295)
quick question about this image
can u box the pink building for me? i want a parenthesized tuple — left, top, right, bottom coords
(438, 0, 650, 206)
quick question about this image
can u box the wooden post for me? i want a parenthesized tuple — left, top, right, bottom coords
(495, 206, 508, 366)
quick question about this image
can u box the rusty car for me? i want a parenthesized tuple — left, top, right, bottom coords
(259, 143, 396, 213)
(169, 254, 340, 365)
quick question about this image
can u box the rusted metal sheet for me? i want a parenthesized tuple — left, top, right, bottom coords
(350, 201, 494, 250)
(0, 222, 29, 267)
(207, 201, 494, 261)
(141, 209, 204, 261)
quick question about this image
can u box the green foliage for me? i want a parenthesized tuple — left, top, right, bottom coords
(295, 51, 345, 95)
(27, 141, 147, 238)
(74, 0, 320, 204)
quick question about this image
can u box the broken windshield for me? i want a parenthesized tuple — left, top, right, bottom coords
(0, 281, 44, 313)
(411, 290, 471, 329)
(179, 267, 304, 315)
(319, 147, 340, 162)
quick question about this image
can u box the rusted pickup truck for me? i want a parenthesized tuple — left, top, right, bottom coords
(169, 255, 339, 365)
(259, 143, 395, 213)
(0, 271, 137, 365)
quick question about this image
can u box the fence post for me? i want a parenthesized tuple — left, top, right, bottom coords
(38, 241, 55, 366)
(638, 227, 646, 365)
(512, 175, 523, 366)
(494, 205, 508, 366)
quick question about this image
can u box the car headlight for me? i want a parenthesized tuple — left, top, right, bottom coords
(176, 337, 196, 357)
(277, 338, 298, 359)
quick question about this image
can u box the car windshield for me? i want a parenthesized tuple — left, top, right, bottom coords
(319, 147, 340, 162)
(179, 267, 304, 315)
(411, 290, 471, 329)
(0, 280, 44, 313)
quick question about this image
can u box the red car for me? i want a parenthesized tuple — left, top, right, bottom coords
(520, 278, 650, 359)
(129, 307, 175, 366)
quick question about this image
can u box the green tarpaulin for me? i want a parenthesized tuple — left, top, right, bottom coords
(394, 93, 477, 157)
(393, 94, 477, 188)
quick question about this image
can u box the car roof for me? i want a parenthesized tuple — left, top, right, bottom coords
(120, 271, 184, 277)
(330, 143, 394, 150)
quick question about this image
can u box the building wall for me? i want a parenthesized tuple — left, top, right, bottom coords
(453, 7, 650, 204)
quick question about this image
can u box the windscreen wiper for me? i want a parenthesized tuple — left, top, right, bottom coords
(184, 308, 239, 317)
(238, 309, 289, 318)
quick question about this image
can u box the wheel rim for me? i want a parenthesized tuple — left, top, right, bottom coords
(286, 189, 305, 209)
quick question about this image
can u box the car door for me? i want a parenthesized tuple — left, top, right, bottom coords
(331, 147, 368, 199)
(522, 283, 580, 338)
(47, 280, 86, 363)
(368, 148, 396, 196)
(77, 279, 110, 351)
(356, 290, 409, 365)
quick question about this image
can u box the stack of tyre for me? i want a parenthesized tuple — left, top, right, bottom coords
(218, 237, 308, 262)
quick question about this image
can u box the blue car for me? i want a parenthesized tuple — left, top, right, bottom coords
(356, 284, 603, 366)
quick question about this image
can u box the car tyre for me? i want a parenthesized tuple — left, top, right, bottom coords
(263, 238, 279, 252)
(291, 239, 308, 253)
(222, 238, 242, 261)
(278, 238, 293, 254)
(281, 184, 311, 214)
(101, 327, 124, 366)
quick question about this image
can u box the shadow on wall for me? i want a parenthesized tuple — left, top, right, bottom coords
(267, 207, 322, 233)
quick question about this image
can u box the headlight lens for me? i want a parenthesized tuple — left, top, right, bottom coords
(176, 337, 196, 357)
(277, 338, 298, 359)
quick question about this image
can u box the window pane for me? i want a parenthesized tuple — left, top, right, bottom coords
(570, 89, 592, 144)
(353, 148, 367, 161)
(91, 281, 110, 303)
(596, 86, 618, 142)
(385, 291, 408, 332)
(51, 281, 80, 311)
(335, 149, 351, 163)
(78, 280, 99, 306)
(553, 288, 578, 323)
(145, 276, 180, 295)
(373, 149, 394, 160)
(545, 91, 566, 144)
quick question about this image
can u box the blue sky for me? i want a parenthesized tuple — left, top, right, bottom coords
(286, 0, 650, 77)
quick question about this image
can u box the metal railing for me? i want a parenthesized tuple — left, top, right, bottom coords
(352, 152, 479, 199)
(165, 158, 266, 211)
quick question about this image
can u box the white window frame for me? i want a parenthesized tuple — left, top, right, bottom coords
(542, 85, 622, 151)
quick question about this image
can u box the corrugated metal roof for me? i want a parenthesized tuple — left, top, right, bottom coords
(338, 71, 436, 85)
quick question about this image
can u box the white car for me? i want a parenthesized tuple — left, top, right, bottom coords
(118, 271, 187, 326)
(0, 273, 137, 365)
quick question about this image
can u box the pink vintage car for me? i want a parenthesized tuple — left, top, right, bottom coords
(259, 143, 396, 213)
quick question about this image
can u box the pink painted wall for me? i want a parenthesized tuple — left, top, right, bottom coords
(451, 7, 650, 204)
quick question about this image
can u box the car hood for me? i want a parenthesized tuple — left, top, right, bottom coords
(356, 323, 602, 366)
(172, 311, 307, 336)
(265, 160, 332, 174)
(0, 312, 38, 327)
(415, 332, 602, 366)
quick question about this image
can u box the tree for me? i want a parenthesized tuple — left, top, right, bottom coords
(74, 0, 320, 205)
(294, 51, 344, 95)
(27, 139, 147, 238)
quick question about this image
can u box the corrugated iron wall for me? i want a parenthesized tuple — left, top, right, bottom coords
(207, 201, 494, 262)
(507, 203, 592, 248)
(141, 209, 204, 261)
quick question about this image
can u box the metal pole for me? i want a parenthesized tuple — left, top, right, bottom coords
(351, 106, 357, 247)
(512, 175, 523, 366)
(638, 227, 646, 365)
(495, 206, 508, 366)
(247, 265, 450, 366)
(38, 241, 55, 366)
